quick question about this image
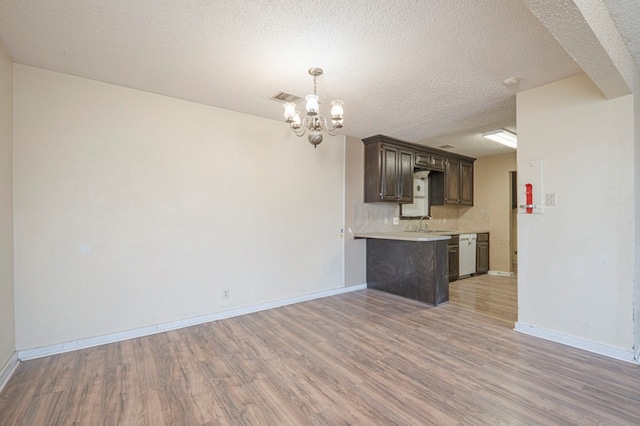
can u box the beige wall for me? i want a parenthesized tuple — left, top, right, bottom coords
(13, 65, 345, 351)
(471, 152, 516, 272)
(517, 74, 635, 351)
(634, 66, 640, 356)
(0, 45, 15, 371)
(344, 136, 366, 286)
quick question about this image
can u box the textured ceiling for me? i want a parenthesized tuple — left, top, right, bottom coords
(603, 0, 640, 70)
(0, 0, 614, 158)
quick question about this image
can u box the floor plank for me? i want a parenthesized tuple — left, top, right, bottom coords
(1, 274, 639, 425)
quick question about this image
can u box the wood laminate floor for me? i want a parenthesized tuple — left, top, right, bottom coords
(1, 274, 639, 425)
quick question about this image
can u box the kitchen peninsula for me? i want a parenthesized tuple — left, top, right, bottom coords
(355, 232, 450, 306)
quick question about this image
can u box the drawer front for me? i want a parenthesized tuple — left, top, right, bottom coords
(477, 233, 489, 242)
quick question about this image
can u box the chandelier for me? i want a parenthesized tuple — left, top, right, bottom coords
(283, 68, 344, 148)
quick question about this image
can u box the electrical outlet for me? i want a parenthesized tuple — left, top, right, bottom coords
(222, 289, 229, 299)
(392, 217, 400, 225)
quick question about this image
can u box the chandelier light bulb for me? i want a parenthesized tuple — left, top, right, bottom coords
(331, 100, 343, 117)
(331, 99, 344, 126)
(283, 102, 297, 122)
(305, 94, 319, 116)
(291, 111, 301, 129)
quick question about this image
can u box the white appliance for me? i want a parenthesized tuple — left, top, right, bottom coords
(459, 233, 477, 277)
(402, 172, 430, 217)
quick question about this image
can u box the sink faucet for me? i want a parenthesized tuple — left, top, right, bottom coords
(418, 216, 431, 232)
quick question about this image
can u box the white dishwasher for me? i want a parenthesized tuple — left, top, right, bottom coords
(459, 233, 477, 277)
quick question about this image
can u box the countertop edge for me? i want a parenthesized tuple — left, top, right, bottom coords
(354, 232, 451, 242)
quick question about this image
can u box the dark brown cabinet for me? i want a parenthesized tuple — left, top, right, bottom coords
(381, 145, 414, 203)
(364, 141, 413, 203)
(415, 151, 446, 171)
(460, 161, 474, 205)
(445, 159, 474, 205)
(476, 233, 489, 275)
(430, 154, 446, 171)
(414, 151, 431, 168)
(363, 135, 474, 205)
(448, 235, 459, 282)
(445, 159, 460, 204)
(366, 238, 449, 306)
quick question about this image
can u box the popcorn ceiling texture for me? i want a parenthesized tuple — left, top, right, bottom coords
(0, 0, 585, 158)
(523, 0, 634, 99)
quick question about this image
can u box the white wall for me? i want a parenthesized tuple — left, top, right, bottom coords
(13, 65, 345, 351)
(0, 45, 15, 370)
(517, 74, 635, 351)
(344, 136, 366, 286)
(471, 153, 517, 273)
(634, 66, 640, 356)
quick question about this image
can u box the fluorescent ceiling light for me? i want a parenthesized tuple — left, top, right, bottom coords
(482, 129, 517, 149)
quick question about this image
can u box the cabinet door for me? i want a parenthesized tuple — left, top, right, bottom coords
(448, 243, 459, 282)
(414, 151, 431, 168)
(476, 236, 489, 274)
(430, 155, 446, 171)
(444, 159, 461, 204)
(398, 149, 414, 203)
(380, 145, 401, 201)
(460, 161, 474, 206)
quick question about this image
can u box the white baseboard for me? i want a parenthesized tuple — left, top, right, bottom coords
(18, 284, 368, 361)
(488, 270, 514, 277)
(514, 322, 638, 364)
(0, 352, 19, 394)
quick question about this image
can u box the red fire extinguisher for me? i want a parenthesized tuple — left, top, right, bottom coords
(525, 183, 533, 214)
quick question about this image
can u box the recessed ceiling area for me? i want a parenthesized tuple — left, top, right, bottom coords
(0, 0, 634, 158)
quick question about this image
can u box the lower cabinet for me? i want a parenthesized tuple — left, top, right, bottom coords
(448, 235, 459, 282)
(476, 233, 489, 275)
(366, 238, 449, 306)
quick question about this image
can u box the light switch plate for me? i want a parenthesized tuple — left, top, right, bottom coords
(545, 193, 557, 206)
(392, 217, 400, 225)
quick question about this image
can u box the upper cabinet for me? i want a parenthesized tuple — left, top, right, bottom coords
(363, 135, 475, 206)
(415, 151, 446, 171)
(460, 161, 474, 205)
(365, 141, 414, 203)
(445, 158, 474, 205)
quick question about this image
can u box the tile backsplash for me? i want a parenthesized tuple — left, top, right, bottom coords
(353, 202, 490, 233)
(353, 202, 398, 233)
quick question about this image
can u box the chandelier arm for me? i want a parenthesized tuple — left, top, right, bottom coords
(290, 116, 310, 137)
(316, 116, 340, 136)
(291, 127, 306, 137)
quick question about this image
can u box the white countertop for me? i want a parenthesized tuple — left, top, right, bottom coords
(427, 229, 490, 235)
(354, 232, 451, 242)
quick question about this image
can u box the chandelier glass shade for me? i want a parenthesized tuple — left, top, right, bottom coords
(283, 68, 344, 147)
